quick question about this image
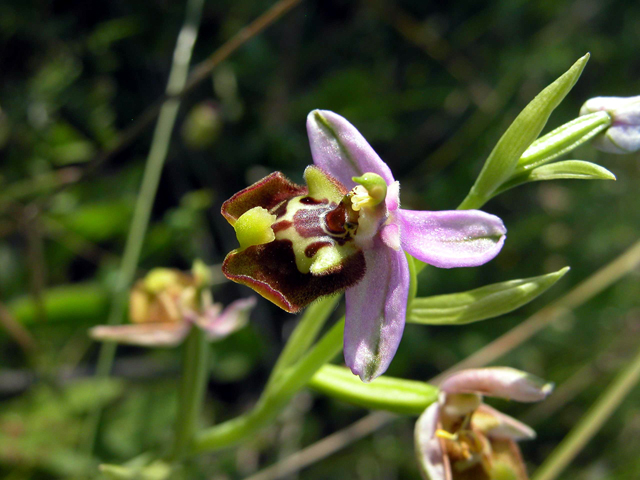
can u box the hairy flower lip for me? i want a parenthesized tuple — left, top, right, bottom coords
(221, 166, 367, 313)
(221, 172, 308, 225)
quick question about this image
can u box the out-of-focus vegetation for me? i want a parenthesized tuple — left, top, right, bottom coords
(1, 0, 639, 478)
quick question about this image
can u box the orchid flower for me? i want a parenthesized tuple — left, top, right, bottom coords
(90, 265, 255, 347)
(415, 367, 553, 480)
(221, 110, 506, 381)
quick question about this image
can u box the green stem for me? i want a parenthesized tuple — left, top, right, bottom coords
(532, 344, 640, 480)
(308, 364, 438, 415)
(405, 252, 418, 312)
(264, 295, 339, 395)
(192, 318, 345, 453)
(171, 326, 210, 461)
(83, 0, 204, 453)
(457, 190, 488, 210)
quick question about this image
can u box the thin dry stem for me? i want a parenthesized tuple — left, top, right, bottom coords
(40, 0, 302, 202)
(0, 302, 39, 356)
(243, 412, 394, 480)
(22, 205, 48, 323)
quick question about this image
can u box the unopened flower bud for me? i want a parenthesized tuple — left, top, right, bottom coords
(580, 95, 640, 154)
(181, 101, 222, 150)
(131, 268, 195, 324)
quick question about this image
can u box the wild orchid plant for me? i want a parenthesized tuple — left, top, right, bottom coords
(95, 53, 640, 479)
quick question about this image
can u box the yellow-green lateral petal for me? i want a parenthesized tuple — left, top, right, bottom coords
(310, 243, 359, 275)
(234, 206, 277, 249)
(304, 165, 346, 204)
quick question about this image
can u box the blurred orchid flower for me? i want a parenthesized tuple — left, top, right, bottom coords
(415, 367, 554, 480)
(580, 95, 640, 154)
(221, 110, 506, 381)
(90, 263, 255, 347)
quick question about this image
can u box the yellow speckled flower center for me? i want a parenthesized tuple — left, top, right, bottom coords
(350, 185, 374, 211)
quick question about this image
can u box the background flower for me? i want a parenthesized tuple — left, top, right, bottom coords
(90, 266, 255, 347)
(415, 367, 553, 480)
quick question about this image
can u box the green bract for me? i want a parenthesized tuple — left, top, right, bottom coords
(494, 160, 615, 197)
(516, 111, 612, 172)
(459, 54, 590, 210)
(408, 267, 569, 326)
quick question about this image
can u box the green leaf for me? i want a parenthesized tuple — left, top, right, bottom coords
(7, 283, 109, 327)
(308, 364, 438, 415)
(495, 160, 616, 196)
(408, 267, 570, 326)
(99, 453, 173, 480)
(64, 378, 124, 414)
(459, 54, 590, 210)
(99, 461, 172, 480)
(100, 464, 137, 479)
(516, 111, 612, 172)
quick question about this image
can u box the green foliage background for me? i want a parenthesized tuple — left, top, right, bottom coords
(1, 0, 639, 478)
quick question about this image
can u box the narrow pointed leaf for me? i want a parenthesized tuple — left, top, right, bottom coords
(516, 111, 612, 172)
(99, 460, 172, 480)
(460, 54, 589, 209)
(494, 160, 616, 196)
(308, 364, 439, 415)
(408, 267, 569, 325)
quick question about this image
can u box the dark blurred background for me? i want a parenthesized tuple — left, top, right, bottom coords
(1, 0, 639, 478)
